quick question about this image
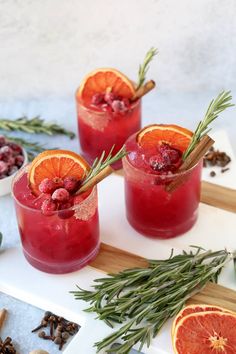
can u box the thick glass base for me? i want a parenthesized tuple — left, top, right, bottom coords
(126, 211, 198, 239)
(23, 244, 100, 274)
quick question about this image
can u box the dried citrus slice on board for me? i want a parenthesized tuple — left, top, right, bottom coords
(29, 150, 90, 195)
(172, 311, 236, 354)
(77, 68, 136, 104)
(137, 124, 193, 152)
(171, 304, 232, 336)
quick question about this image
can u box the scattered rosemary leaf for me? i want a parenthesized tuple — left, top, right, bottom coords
(0, 116, 75, 139)
(71, 247, 235, 353)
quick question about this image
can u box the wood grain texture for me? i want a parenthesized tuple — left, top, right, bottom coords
(201, 181, 236, 213)
(90, 243, 236, 310)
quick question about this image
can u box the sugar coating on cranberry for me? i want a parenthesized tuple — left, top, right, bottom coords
(7, 142, 22, 155)
(53, 177, 64, 189)
(90, 92, 130, 113)
(41, 198, 58, 216)
(104, 92, 116, 104)
(52, 188, 70, 202)
(39, 178, 56, 194)
(0, 137, 24, 179)
(63, 176, 79, 193)
(15, 155, 24, 167)
(91, 93, 104, 106)
(111, 100, 127, 113)
(0, 146, 13, 160)
(149, 143, 182, 173)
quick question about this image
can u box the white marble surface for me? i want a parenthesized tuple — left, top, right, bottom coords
(1, 0, 236, 98)
(0, 92, 235, 353)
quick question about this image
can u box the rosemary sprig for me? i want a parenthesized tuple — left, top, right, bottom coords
(81, 145, 127, 187)
(136, 47, 158, 90)
(0, 116, 75, 139)
(3, 135, 56, 161)
(71, 247, 235, 353)
(183, 91, 234, 160)
(0, 232, 2, 248)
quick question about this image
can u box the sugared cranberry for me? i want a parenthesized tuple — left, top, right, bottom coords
(15, 155, 24, 167)
(0, 146, 13, 160)
(41, 198, 58, 216)
(6, 142, 23, 155)
(159, 143, 182, 164)
(7, 156, 15, 167)
(0, 136, 6, 147)
(53, 177, 64, 189)
(91, 93, 104, 106)
(0, 161, 8, 174)
(63, 176, 79, 193)
(111, 100, 127, 113)
(122, 98, 130, 108)
(39, 178, 56, 194)
(104, 92, 116, 104)
(149, 155, 166, 172)
(52, 188, 70, 202)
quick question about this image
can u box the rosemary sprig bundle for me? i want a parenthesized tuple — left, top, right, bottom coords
(80, 145, 127, 190)
(4, 135, 56, 161)
(72, 247, 235, 353)
(183, 91, 234, 160)
(136, 47, 158, 90)
(0, 116, 75, 139)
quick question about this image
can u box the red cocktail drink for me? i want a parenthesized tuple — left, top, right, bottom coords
(76, 98, 141, 168)
(123, 129, 202, 238)
(12, 167, 99, 274)
(75, 68, 144, 169)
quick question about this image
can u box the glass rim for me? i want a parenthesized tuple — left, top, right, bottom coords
(122, 154, 202, 179)
(11, 164, 97, 212)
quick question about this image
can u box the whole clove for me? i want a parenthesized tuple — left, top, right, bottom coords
(204, 147, 231, 171)
(32, 311, 80, 350)
(0, 336, 16, 354)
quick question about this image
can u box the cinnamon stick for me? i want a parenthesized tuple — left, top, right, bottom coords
(0, 308, 7, 331)
(77, 165, 114, 194)
(166, 135, 215, 193)
(131, 80, 156, 101)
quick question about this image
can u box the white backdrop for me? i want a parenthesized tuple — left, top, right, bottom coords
(0, 0, 236, 98)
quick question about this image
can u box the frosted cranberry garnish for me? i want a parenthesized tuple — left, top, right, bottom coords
(90, 92, 131, 113)
(0, 135, 25, 179)
(39, 176, 83, 218)
(149, 143, 182, 173)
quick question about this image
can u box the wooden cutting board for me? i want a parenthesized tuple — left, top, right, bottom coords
(90, 242, 236, 313)
(90, 173, 236, 312)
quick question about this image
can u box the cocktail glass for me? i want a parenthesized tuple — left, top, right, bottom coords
(76, 97, 141, 169)
(12, 166, 100, 274)
(123, 134, 203, 238)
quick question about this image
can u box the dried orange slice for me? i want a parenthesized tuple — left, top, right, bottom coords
(77, 68, 135, 104)
(137, 124, 193, 152)
(172, 311, 236, 353)
(29, 150, 90, 195)
(171, 304, 232, 337)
